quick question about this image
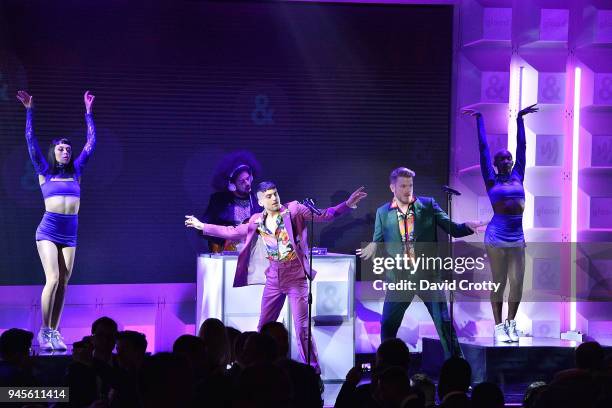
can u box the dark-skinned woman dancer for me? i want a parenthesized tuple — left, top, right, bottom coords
(462, 104, 538, 343)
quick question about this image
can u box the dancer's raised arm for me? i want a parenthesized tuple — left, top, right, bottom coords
(17, 90, 48, 175)
(74, 91, 97, 175)
(462, 108, 495, 186)
(513, 104, 538, 181)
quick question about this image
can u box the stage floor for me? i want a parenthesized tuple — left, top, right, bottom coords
(445, 336, 589, 348)
(420, 336, 612, 406)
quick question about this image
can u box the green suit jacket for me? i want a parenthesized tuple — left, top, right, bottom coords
(372, 196, 473, 282)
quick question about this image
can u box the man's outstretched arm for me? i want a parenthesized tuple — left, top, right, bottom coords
(185, 215, 249, 241)
(297, 186, 368, 221)
(432, 199, 483, 238)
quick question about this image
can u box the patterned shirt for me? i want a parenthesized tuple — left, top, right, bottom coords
(390, 197, 416, 257)
(257, 212, 297, 262)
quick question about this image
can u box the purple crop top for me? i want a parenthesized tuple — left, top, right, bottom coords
(477, 115, 526, 204)
(40, 178, 81, 199)
(25, 107, 95, 199)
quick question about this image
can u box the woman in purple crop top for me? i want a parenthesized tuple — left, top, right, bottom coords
(463, 104, 538, 344)
(17, 90, 96, 351)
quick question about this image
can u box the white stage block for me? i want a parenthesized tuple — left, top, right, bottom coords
(197, 253, 355, 381)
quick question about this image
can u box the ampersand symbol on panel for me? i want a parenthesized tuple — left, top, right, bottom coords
(540, 138, 559, 164)
(251, 94, 274, 125)
(321, 284, 342, 314)
(594, 138, 612, 166)
(485, 75, 505, 101)
(599, 77, 612, 103)
(542, 75, 561, 103)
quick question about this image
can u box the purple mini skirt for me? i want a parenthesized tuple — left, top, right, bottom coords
(36, 211, 78, 247)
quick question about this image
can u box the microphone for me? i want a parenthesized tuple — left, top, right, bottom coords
(302, 198, 322, 216)
(442, 185, 462, 196)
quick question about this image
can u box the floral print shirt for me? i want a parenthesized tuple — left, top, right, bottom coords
(390, 197, 416, 257)
(257, 211, 297, 262)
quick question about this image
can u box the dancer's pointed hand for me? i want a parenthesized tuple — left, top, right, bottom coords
(518, 104, 538, 117)
(461, 108, 481, 118)
(84, 91, 95, 114)
(16, 90, 33, 108)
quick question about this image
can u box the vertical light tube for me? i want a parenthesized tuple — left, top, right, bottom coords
(570, 66, 581, 332)
(508, 59, 522, 153)
(571, 67, 581, 242)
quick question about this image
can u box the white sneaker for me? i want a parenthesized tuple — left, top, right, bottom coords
(506, 320, 519, 342)
(494, 322, 511, 343)
(50, 329, 67, 350)
(37, 327, 53, 350)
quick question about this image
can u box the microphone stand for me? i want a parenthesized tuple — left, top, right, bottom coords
(300, 198, 321, 368)
(443, 188, 458, 357)
(305, 208, 315, 368)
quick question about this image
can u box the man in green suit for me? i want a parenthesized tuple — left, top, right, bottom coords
(359, 167, 482, 358)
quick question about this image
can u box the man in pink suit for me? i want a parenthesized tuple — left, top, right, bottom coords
(186, 181, 367, 373)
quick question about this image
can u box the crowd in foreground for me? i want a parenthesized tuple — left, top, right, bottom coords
(0, 317, 611, 408)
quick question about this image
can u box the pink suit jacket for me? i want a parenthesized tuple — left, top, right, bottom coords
(203, 200, 352, 287)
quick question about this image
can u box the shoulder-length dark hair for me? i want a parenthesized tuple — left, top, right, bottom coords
(47, 138, 75, 175)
